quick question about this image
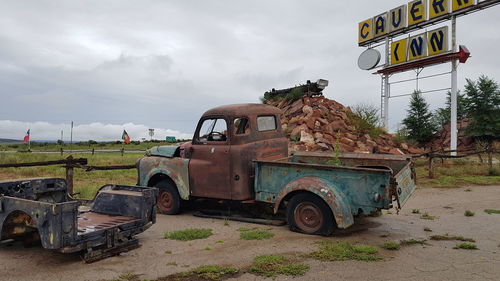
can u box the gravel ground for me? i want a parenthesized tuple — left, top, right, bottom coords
(1, 185, 499, 281)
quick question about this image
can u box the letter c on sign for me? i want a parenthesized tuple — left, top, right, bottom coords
(361, 23, 370, 39)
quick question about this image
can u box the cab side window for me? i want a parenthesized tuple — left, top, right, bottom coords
(197, 118, 228, 143)
(257, 116, 277, 132)
(234, 117, 250, 135)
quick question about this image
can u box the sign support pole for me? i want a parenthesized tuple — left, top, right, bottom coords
(382, 37, 390, 131)
(450, 16, 458, 156)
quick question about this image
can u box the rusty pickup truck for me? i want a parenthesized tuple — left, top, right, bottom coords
(0, 178, 157, 262)
(137, 104, 416, 235)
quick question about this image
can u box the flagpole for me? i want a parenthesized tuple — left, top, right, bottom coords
(28, 128, 31, 152)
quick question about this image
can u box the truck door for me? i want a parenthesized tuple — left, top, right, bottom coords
(189, 117, 232, 199)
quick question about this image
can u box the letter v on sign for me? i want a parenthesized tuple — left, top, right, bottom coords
(391, 38, 408, 65)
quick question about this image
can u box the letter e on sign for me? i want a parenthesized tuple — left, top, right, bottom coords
(391, 38, 408, 65)
(429, 0, 450, 19)
(373, 13, 388, 38)
(452, 0, 475, 12)
(427, 26, 449, 56)
(389, 5, 407, 32)
(408, 33, 428, 61)
(408, 0, 427, 26)
(358, 19, 373, 44)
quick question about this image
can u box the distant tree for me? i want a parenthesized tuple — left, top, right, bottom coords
(432, 90, 467, 128)
(403, 91, 437, 145)
(352, 103, 381, 128)
(463, 75, 500, 166)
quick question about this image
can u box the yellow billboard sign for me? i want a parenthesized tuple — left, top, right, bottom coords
(358, 19, 373, 43)
(391, 38, 408, 65)
(408, 0, 427, 26)
(428, 26, 449, 55)
(408, 33, 428, 61)
(429, 0, 450, 19)
(452, 0, 475, 11)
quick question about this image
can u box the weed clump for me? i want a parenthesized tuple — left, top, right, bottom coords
(484, 209, 500, 215)
(240, 230, 274, 240)
(250, 254, 309, 278)
(430, 234, 475, 242)
(420, 212, 438, 220)
(453, 243, 478, 250)
(423, 227, 432, 232)
(412, 209, 421, 214)
(309, 241, 381, 261)
(464, 210, 475, 217)
(182, 265, 238, 280)
(400, 239, 429, 246)
(382, 241, 401, 250)
(164, 228, 213, 241)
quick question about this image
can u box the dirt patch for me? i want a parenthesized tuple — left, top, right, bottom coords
(1, 186, 500, 281)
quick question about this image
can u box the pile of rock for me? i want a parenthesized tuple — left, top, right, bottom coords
(269, 96, 422, 155)
(426, 119, 474, 152)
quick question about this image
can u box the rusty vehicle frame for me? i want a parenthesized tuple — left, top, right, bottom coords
(0, 178, 157, 262)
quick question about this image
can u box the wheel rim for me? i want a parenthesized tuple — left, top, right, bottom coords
(294, 202, 323, 233)
(157, 189, 174, 213)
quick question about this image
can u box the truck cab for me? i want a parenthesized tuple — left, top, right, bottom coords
(137, 104, 288, 213)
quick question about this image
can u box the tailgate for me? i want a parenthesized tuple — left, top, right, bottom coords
(392, 162, 417, 209)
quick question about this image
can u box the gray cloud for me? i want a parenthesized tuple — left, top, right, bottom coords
(0, 0, 499, 139)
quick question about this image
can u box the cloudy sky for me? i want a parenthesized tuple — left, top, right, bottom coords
(0, 0, 499, 141)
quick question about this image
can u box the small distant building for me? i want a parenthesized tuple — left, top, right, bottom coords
(166, 136, 176, 143)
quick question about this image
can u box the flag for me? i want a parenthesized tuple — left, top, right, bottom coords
(23, 129, 30, 143)
(122, 130, 131, 144)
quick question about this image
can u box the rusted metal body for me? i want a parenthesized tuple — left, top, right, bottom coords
(0, 178, 157, 261)
(137, 103, 416, 233)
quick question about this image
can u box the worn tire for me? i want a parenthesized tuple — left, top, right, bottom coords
(286, 193, 335, 236)
(155, 179, 181, 215)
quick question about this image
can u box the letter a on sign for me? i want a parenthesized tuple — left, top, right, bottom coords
(408, 0, 427, 26)
(429, 0, 450, 19)
(391, 38, 408, 65)
(358, 19, 373, 44)
(452, 0, 475, 12)
(427, 26, 449, 56)
(373, 13, 388, 38)
(408, 33, 428, 61)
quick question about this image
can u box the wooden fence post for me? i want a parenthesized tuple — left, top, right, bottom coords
(60, 147, 63, 156)
(121, 148, 124, 156)
(66, 156, 74, 195)
(428, 156, 434, 179)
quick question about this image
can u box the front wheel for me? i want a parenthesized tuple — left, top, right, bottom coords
(155, 180, 181, 215)
(286, 193, 335, 236)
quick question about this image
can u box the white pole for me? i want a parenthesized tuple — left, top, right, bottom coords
(450, 16, 458, 156)
(70, 121, 73, 153)
(383, 37, 390, 131)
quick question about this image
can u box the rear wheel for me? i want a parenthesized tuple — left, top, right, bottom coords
(286, 193, 335, 236)
(155, 180, 181, 215)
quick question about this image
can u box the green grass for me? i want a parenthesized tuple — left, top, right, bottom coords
(430, 234, 475, 242)
(423, 227, 433, 232)
(203, 245, 212, 251)
(240, 230, 274, 240)
(308, 241, 381, 261)
(250, 254, 309, 278)
(484, 209, 500, 214)
(0, 140, 187, 152)
(420, 212, 438, 220)
(164, 228, 213, 241)
(182, 265, 238, 280)
(400, 239, 429, 246)
(237, 227, 253, 232)
(464, 210, 475, 217)
(453, 243, 478, 250)
(412, 209, 421, 214)
(414, 157, 500, 188)
(164, 250, 172, 254)
(381, 241, 400, 250)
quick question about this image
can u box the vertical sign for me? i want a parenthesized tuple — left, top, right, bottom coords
(408, 33, 428, 60)
(389, 5, 408, 32)
(373, 13, 388, 37)
(391, 38, 408, 65)
(452, 0, 476, 11)
(408, 0, 427, 26)
(358, 19, 373, 44)
(428, 26, 449, 55)
(429, 0, 450, 19)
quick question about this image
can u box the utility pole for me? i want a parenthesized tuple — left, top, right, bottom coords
(450, 16, 458, 156)
(70, 121, 74, 153)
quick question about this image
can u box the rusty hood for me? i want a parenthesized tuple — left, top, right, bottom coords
(146, 145, 179, 158)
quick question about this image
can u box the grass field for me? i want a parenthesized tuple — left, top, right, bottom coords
(0, 152, 141, 199)
(0, 140, 187, 152)
(0, 152, 498, 200)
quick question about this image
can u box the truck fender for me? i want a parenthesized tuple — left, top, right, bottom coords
(273, 177, 354, 229)
(143, 169, 190, 200)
